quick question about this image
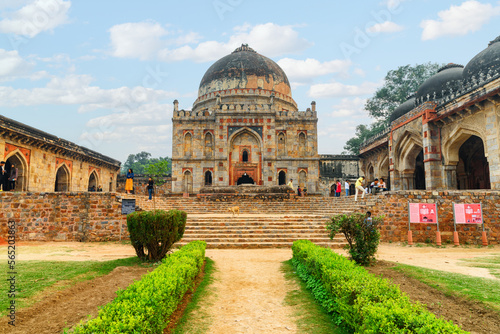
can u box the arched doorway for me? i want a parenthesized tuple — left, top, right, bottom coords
(88, 171, 98, 191)
(5, 152, 28, 191)
(229, 129, 262, 185)
(278, 170, 286, 185)
(183, 170, 193, 193)
(367, 165, 374, 183)
(298, 170, 307, 188)
(204, 170, 212, 186)
(457, 136, 490, 189)
(55, 165, 70, 192)
(414, 150, 425, 190)
(237, 172, 254, 185)
(204, 132, 213, 158)
(330, 183, 336, 197)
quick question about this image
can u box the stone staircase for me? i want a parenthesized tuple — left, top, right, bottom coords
(122, 194, 375, 249)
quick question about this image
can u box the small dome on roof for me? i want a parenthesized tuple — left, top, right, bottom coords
(390, 95, 416, 123)
(415, 63, 463, 102)
(463, 35, 500, 82)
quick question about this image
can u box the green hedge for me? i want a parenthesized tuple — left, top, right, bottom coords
(127, 209, 187, 261)
(69, 240, 206, 334)
(292, 240, 468, 334)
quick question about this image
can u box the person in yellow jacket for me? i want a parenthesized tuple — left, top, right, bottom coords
(355, 176, 365, 201)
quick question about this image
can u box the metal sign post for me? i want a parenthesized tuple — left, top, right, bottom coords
(481, 203, 488, 246)
(407, 202, 413, 245)
(452, 203, 459, 246)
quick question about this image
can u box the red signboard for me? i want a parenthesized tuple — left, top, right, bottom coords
(454, 204, 483, 224)
(409, 203, 438, 223)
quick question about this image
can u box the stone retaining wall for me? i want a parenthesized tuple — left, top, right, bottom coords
(365, 190, 500, 245)
(0, 192, 128, 242)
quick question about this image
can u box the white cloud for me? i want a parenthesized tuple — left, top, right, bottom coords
(109, 21, 169, 60)
(0, 49, 30, 76)
(354, 68, 366, 77)
(421, 1, 500, 40)
(109, 22, 312, 63)
(79, 103, 173, 154)
(0, 74, 177, 110)
(366, 21, 404, 34)
(330, 97, 368, 118)
(308, 81, 380, 98)
(277, 58, 351, 82)
(0, 0, 71, 38)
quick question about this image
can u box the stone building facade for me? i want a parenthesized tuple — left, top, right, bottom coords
(172, 45, 319, 193)
(360, 35, 500, 191)
(0, 115, 121, 192)
(319, 154, 360, 194)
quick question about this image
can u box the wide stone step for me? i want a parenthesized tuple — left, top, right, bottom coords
(175, 241, 345, 249)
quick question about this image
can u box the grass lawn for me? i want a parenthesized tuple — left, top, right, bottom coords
(281, 259, 348, 334)
(172, 257, 217, 334)
(0, 257, 146, 317)
(392, 263, 500, 312)
(459, 254, 500, 279)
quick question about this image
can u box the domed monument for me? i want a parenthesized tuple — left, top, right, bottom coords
(172, 44, 319, 193)
(359, 35, 500, 191)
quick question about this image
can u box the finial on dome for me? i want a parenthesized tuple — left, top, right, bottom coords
(232, 44, 257, 53)
(488, 35, 500, 47)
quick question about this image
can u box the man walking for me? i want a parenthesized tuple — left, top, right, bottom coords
(355, 176, 365, 202)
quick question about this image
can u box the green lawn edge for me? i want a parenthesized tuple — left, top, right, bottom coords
(171, 257, 217, 334)
(1, 257, 147, 317)
(281, 259, 348, 334)
(391, 263, 500, 313)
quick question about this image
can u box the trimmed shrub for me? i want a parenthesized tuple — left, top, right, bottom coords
(127, 209, 186, 261)
(326, 212, 381, 265)
(69, 240, 206, 334)
(292, 240, 468, 333)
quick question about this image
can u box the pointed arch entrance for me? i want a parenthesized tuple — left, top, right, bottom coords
(88, 171, 99, 191)
(278, 170, 286, 185)
(228, 128, 262, 186)
(183, 170, 193, 193)
(55, 164, 71, 192)
(5, 151, 28, 191)
(456, 135, 490, 189)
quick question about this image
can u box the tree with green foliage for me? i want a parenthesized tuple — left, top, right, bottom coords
(122, 151, 171, 174)
(343, 63, 441, 154)
(144, 159, 171, 209)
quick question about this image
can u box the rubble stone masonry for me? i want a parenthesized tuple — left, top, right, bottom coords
(0, 192, 128, 242)
(366, 190, 500, 245)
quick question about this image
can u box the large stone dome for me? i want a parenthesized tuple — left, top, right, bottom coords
(197, 44, 292, 98)
(463, 35, 500, 82)
(416, 63, 463, 102)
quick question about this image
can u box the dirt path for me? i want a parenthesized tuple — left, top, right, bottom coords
(0, 266, 150, 334)
(203, 249, 297, 334)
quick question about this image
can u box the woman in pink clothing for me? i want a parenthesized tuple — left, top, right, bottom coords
(335, 180, 341, 197)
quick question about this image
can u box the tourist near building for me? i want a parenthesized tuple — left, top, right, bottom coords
(0, 114, 121, 192)
(359, 35, 500, 191)
(171, 44, 320, 193)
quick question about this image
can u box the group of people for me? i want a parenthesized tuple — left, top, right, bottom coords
(0, 161, 18, 191)
(287, 178, 308, 197)
(88, 185, 103, 192)
(353, 176, 388, 201)
(331, 180, 350, 197)
(125, 169, 155, 200)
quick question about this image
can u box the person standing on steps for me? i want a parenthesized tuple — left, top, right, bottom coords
(147, 177, 154, 200)
(336, 180, 341, 197)
(125, 168, 134, 194)
(287, 178, 293, 190)
(355, 176, 365, 202)
(8, 163, 18, 191)
(345, 180, 350, 197)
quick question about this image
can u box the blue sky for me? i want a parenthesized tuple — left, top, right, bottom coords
(0, 0, 499, 163)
